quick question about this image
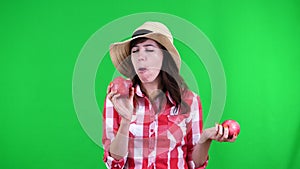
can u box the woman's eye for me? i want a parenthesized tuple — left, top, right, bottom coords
(132, 49, 139, 53)
(145, 46, 156, 52)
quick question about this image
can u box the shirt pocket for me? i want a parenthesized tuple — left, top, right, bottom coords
(167, 115, 187, 147)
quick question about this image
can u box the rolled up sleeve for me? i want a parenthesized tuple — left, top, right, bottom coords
(103, 150, 128, 169)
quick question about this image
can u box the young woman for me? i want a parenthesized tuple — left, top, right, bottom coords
(102, 21, 237, 169)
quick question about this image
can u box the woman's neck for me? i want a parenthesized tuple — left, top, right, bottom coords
(141, 77, 162, 98)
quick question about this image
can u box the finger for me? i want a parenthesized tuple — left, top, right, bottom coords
(218, 124, 223, 135)
(224, 126, 229, 139)
(107, 83, 113, 94)
(108, 90, 118, 100)
(216, 124, 223, 140)
(219, 127, 229, 142)
(107, 92, 113, 100)
(112, 93, 121, 102)
(114, 93, 121, 99)
(215, 123, 219, 135)
(229, 134, 238, 142)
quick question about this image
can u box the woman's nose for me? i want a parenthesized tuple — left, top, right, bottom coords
(137, 50, 146, 61)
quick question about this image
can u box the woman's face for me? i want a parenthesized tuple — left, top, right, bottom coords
(131, 39, 164, 84)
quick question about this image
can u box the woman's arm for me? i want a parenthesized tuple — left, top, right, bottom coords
(109, 118, 131, 160)
(192, 138, 212, 168)
(192, 124, 237, 168)
(106, 85, 135, 160)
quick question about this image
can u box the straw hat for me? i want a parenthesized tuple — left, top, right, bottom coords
(109, 21, 181, 78)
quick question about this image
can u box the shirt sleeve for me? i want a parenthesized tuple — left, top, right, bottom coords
(186, 94, 209, 169)
(102, 95, 128, 169)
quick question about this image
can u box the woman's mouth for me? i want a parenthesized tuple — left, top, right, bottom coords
(138, 67, 147, 73)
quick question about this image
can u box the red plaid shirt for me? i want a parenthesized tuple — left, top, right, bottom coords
(102, 85, 208, 169)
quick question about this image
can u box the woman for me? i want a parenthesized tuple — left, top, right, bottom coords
(102, 21, 237, 169)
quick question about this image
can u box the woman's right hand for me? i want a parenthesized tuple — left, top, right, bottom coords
(107, 83, 135, 122)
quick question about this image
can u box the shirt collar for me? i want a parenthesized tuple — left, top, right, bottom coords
(135, 84, 144, 97)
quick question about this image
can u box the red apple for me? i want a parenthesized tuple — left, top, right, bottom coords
(111, 77, 133, 97)
(222, 120, 240, 139)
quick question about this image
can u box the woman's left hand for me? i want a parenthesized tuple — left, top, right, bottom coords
(199, 124, 238, 143)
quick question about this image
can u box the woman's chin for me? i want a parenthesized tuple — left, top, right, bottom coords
(140, 78, 155, 84)
(138, 75, 157, 84)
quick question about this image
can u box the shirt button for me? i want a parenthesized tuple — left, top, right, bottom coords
(114, 164, 118, 167)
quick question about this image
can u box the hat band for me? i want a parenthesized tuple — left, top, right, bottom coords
(132, 29, 152, 38)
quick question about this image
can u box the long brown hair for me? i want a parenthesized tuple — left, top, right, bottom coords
(128, 38, 190, 114)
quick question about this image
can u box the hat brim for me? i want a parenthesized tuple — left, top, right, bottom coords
(109, 33, 181, 78)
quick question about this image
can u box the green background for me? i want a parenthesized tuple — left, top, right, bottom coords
(1, 0, 300, 169)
